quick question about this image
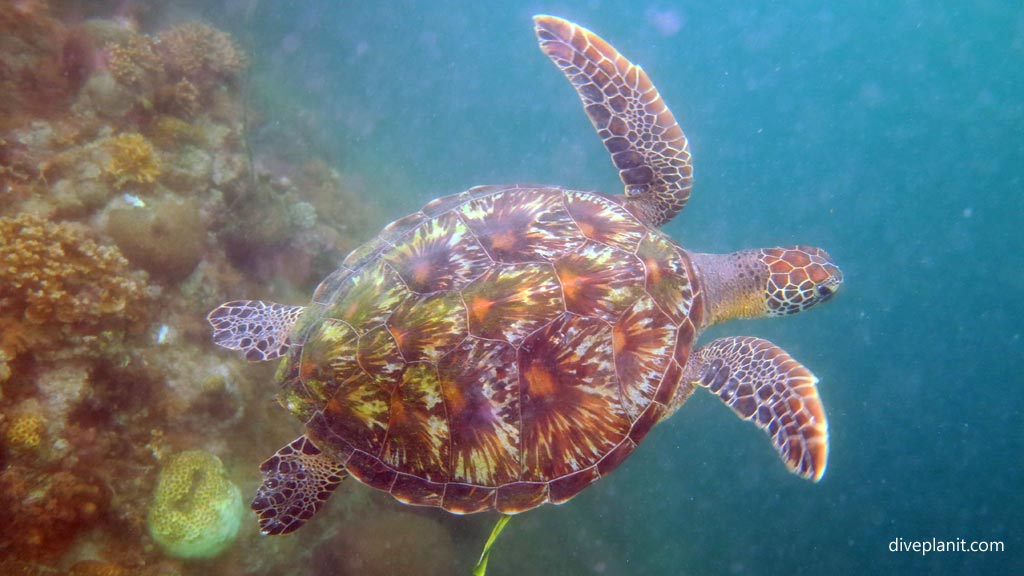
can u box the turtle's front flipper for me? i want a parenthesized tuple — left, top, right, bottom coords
(534, 15, 693, 227)
(251, 436, 348, 535)
(684, 337, 829, 481)
(207, 300, 305, 361)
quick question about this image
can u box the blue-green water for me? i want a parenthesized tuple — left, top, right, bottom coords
(200, 1, 1021, 573)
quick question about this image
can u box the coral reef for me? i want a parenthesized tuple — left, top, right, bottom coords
(107, 34, 163, 90)
(0, 2, 385, 574)
(157, 22, 247, 90)
(0, 213, 149, 345)
(156, 78, 201, 118)
(0, 0, 77, 125)
(0, 465, 111, 561)
(105, 133, 160, 189)
(220, 159, 379, 290)
(148, 115, 205, 148)
(147, 450, 244, 560)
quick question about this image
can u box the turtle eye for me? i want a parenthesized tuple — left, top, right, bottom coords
(816, 285, 834, 300)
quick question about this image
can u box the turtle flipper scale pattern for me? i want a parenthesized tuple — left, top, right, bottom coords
(534, 15, 693, 227)
(207, 300, 305, 362)
(683, 336, 829, 481)
(251, 436, 348, 535)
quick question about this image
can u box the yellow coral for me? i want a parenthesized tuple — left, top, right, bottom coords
(157, 22, 247, 87)
(147, 450, 243, 559)
(6, 414, 43, 451)
(105, 133, 160, 189)
(0, 214, 149, 329)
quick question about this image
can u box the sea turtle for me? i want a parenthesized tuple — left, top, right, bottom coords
(209, 15, 842, 541)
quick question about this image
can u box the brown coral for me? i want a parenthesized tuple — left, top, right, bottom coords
(107, 34, 164, 89)
(0, 0, 76, 124)
(105, 133, 160, 189)
(0, 213, 149, 331)
(68, 560, 130, 576)
(147, 115, 204, 148)
(155, 78, 200, 118)
(0, 465, 111, 561)
(157, 22, 247, 89)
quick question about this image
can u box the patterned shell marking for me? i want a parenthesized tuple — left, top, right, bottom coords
(278, 184, 704, 515)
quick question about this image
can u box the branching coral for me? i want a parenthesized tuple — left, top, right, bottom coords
(157, 22, 247, 88)
(0, 213, 149, 331)
(155, 77, 200, 118)
(107, 34, 164, 89)
(105, 132, 160, 189)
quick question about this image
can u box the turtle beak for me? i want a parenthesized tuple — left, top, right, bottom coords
(816, 283, 837, 303)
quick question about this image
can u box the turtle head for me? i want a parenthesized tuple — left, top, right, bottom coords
(692, 246, 842, 328)
(760, 246, 843, 316)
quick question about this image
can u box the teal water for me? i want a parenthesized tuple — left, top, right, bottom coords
(214, 1, 1020, 573)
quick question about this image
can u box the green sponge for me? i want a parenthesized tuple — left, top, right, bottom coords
(147, 450, 244, 559)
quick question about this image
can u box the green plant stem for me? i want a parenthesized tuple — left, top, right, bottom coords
(472, 514, 512, 576)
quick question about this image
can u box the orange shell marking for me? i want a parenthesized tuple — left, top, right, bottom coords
(519, 314, 630, 482)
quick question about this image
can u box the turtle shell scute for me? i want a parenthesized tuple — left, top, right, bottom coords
(461, 262, 564, 346)
(438, 337, 521, 486)
(563, 190, 646, 252)
(458, 187, 584, 262)
(340, 211, 425, 270)
(386, 291, 466, 362)
(553, 240, 645, 321)
(636, 232, 695, 325)
(382, 211, 491, 294)
(518, 313, 630, 482)
(320, 258, 409, 333)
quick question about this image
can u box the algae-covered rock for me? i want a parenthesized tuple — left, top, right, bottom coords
(147, 450, 243, 559)
(106, 197, 205, 283)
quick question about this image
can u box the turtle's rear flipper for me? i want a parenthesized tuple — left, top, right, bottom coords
(251, 435, 348, 535)
(207, 300, 305, 361)
(684, 337, 829, 481)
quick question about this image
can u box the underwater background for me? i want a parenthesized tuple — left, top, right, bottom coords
(0, 1, 1020, 575)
